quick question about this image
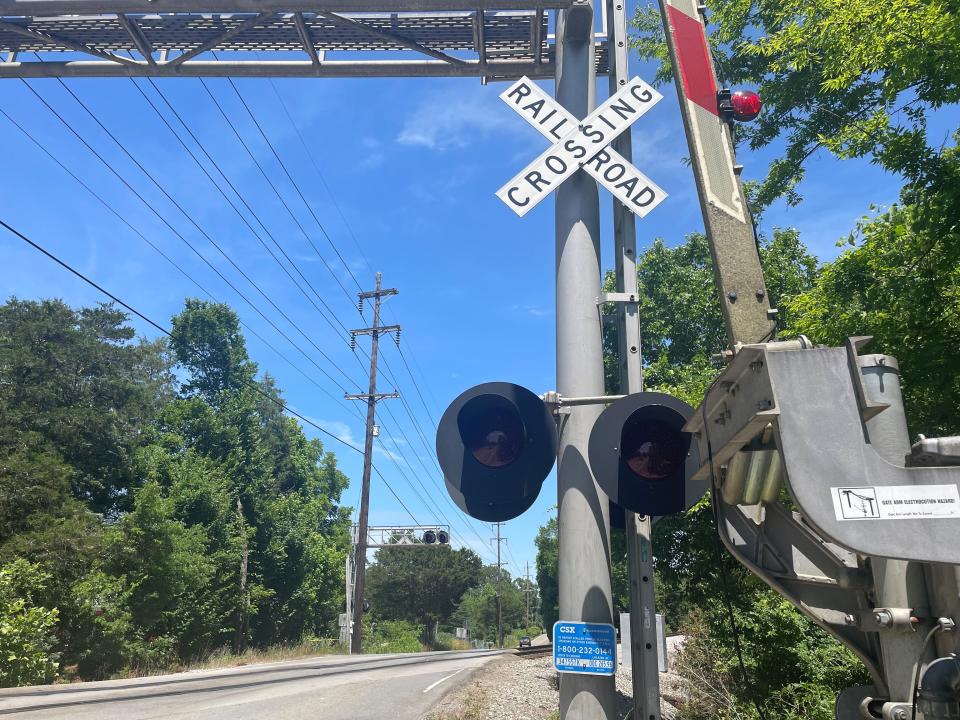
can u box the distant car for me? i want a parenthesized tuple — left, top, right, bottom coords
(519, 636, 532, 648)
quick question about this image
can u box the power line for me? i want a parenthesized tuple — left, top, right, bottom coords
(17, 77, 358, 398)
(233, 78, 460, 531)
(263, 75, 375, 283)
(214, 66, 362, 295)
(0, 104, 364, 423)
(8, 80, 475, 546)
(1, 215, 423, 528)
(50, 75, 359, 391)
(198, 76, 356, 324)
(134, 75, 361, 359)
(0, 215, 361, 453)
(193, 79, 493, 556)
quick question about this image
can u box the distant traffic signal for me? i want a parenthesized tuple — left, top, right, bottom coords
(437, 382, 558, 522)
(589, 392, 702, 516)
(421, 528, 451, 544)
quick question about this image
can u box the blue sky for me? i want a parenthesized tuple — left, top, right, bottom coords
(0, 10, 908, 582)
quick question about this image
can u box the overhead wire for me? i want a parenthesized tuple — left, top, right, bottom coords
(213, 63, 362, 295)
(135, 77, 476, 540)
(18, 76, 359, 398)
(0, 104, 362, 422)
(8, 76, 494, 548)
(141, 74, 482, 550)
(259, 76, 448, 458)
(1, 215, 427, 526)
(216, 76, 448, 456)
(108, 72, 492, 557)
(199, 74, 356, 309)
(134, 74, 362, 358)
(263, 75, 375, 281)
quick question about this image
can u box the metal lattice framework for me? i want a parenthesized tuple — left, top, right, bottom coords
(0, 0, 608, 77)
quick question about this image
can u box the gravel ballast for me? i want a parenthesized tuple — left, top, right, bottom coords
(424, 653, 682, 720)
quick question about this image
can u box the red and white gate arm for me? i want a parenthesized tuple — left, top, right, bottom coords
(659, 0, 774, 346)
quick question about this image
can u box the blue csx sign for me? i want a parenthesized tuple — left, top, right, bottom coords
(553, 621, 616, 676)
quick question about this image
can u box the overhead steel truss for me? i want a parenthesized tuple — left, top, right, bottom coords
(0, 0, 608, 78)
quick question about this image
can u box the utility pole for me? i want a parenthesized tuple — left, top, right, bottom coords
(555, 2, 615, 718)
(491, 522, 505, 648)
(346, 271, 399, 654)
(525, 561, 531, 628)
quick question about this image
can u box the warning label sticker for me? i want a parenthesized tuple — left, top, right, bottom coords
(832, 485, 960, 521)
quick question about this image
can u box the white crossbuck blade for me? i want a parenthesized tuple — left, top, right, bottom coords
(496, 76, 668, 218)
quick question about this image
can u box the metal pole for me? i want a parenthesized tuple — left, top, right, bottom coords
(526, 560, 531, 628)
(555, 2, 616, 717)
(497, 522, 504, 648)
(604, 0, 661, 716)
(859, 355, 935, 705)
(343, 548, 354, 651)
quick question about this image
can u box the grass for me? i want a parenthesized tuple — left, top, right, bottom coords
(424, 687, 488, 720)
(106, 640, 345, 680)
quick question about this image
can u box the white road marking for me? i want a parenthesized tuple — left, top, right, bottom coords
(422, 667, 464, 693)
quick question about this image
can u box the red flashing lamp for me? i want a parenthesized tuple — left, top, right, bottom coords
(730, 89, 762, 122)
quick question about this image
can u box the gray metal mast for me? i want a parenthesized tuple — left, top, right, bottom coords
(491, 521, 505, 649)
(346, 271, 399, 654)
(604, 0, 661, 715)
(555, 2, 616, 718)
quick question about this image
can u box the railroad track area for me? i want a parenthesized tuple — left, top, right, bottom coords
(515, 643, 552, 658)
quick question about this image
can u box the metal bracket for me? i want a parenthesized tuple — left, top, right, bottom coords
(541, 391, 627, 413)
(598, 291, 639, 304)
(846, 336, 891, 423)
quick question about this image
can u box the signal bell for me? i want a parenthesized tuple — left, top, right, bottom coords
(437, 382, 558, 522)
(589, 392, 703, 517)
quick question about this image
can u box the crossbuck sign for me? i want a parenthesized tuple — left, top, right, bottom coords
(496, 76, 667, 218)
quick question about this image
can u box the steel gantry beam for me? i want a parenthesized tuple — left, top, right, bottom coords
(0, 0, 609, 78)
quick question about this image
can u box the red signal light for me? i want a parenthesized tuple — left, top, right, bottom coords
(730, 90, 762, 122)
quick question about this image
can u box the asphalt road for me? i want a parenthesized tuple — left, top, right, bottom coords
(0, 649, 506, 720)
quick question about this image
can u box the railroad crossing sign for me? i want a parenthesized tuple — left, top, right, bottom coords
(496, 76, 667, 218)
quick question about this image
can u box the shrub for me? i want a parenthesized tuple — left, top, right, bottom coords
(363, 620, 424, 654)
(0, 559, 59, 687)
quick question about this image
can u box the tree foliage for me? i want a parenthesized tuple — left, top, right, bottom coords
(455, 567, 528, 643)
(0, 298, 352, 683)
(534, 517, 559, 639)
(0, 560, 59, 687)
(366, 545, 482, 642)
(632, 0, 960, 209)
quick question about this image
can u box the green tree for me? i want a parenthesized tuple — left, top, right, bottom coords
(0, 296, 353, 681)
(534, 517, 559, 639)
(455, 567, 525, 643)
(785, 169, 960, 435)
(170, 299, 256, 402)
(366, 545, 482, 642)
(632, 0, 960, 209)
(596, 228, 868, 717)
(0, 299, 172, 515)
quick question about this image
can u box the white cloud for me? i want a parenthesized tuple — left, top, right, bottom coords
(512, 303, 550, 317)
(312, 418, 361, 448)
(397, 86, 518, 150)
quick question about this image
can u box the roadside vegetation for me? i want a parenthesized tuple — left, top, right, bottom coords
(0, 299, 352, 685)
(364, 541, 542, 650)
